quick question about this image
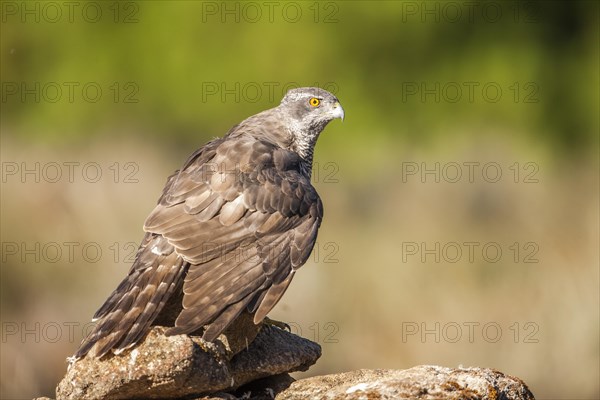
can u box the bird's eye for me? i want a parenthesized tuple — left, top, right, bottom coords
(309, 97, 321, 107)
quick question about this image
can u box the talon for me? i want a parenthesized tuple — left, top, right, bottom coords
(263, 317, 290, 331)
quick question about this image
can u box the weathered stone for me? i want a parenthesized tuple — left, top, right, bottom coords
(54, 313, 534, 400)
(195, 374, 296, 400)
(273, 366, 535, 400)
(56, 323, 320, 400)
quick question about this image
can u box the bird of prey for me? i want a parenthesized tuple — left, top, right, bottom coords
(75, 87, 344, 358)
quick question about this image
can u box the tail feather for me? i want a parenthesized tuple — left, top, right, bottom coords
(119, 263, 185, 350)
(76, 236, 185, 359)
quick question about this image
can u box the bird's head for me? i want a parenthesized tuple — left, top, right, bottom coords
(277, 87, 344, 163)
(279, 87, 344, 134)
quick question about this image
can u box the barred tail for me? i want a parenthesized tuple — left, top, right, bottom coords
(76, 236, 186, 359)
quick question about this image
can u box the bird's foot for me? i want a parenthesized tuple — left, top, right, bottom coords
(263, 317, 291, 331)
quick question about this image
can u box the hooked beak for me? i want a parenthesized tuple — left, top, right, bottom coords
(331, 101, 345, 121)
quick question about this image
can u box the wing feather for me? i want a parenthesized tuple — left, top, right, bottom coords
(147, 136, 322, 338)
(253, 272, 295, 324)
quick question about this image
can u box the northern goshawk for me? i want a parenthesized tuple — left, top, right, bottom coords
(76, 87, 344, 358)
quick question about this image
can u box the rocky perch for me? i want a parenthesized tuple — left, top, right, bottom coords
(271, 366, 535, 400)
(52, 320, 534, 400)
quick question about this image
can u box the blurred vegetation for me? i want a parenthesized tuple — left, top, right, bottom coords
(1, 1, 598, 153)
(1, 1, 598, 399)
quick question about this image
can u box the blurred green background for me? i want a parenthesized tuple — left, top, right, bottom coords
(1, 1, 598, 398)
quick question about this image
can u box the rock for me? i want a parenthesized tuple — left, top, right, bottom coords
(56, 322, 321, 400)
(195, 374, 296, 400)
(273, 366, 535, 400)
(55, 318, 534, 400)
(53, 363, 535, 400)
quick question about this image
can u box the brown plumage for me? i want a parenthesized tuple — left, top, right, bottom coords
(75, 87, 344, 358)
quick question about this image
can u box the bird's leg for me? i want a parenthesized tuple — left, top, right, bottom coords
(263, 317, 291, 331)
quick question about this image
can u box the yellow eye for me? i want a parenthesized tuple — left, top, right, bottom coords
(309, 97, 320, 107)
